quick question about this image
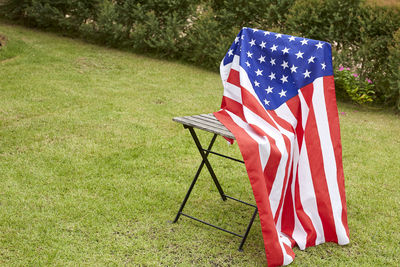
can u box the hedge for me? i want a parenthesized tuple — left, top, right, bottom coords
(1, 0, 399, 109)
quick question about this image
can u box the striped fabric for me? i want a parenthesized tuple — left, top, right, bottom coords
(214, 28, 349, 266)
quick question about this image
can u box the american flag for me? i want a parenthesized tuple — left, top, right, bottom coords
(214, 28, 350, 266)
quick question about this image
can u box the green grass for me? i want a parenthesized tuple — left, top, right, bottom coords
(1, 23, 399, 266)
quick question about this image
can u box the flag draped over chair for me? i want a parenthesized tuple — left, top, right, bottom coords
(214, 28, 350, 266)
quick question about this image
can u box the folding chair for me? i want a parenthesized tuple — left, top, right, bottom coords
(171, 113, 258, 251)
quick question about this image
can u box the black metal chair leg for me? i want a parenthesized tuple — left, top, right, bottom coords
(238, 207, 258, 251)
(188, 127, 227, 201)
(172, 126, 257, 251)
(172, 133, 218, 223)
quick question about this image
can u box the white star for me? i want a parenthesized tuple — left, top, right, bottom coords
(295, 51, 304, 59)
(255, 69, 263, 76)
(270, 44, 278, 52)
(254, 81, 260, 87)
(281, 60, 289, 69)
(288, 36, 296, 42)
(264, 31, 270, 36)
(321, 63, 326, 70)
(247, 51, 253, 58)
(316, 42, 323, 49)
(290, 64, 298, 73)
(245, 61, 251, 67)
(280, 75, 288, 83)
(258, 55, 266, 63)
(300, 39, 308, 45)
(279, 89, 287, 98)
(227, 49, 233, 56)
(308, 56, 315, 63)
(241, 35, 244, 40)
(269, 72, 276, 80)
(265, 86, 273, 94)
(253, 29, 259, 33)
(259, 41, 267, 49)
(275, 33, 282, 39)
(264, 99, 270, 105)
(282, 47, 290, 54)
(270, 58, 276, 66)
(303, 69, 311, 78)
(249, 39, 256, 47)
(235, 37, 239, 44)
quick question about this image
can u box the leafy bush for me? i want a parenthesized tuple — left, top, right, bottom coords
(286, 0, 400, 109)
(334, 66, 375, 104)
(387, 28, 400, 110)
(112, 0, 196, 55)
(1, 0, 399, 109)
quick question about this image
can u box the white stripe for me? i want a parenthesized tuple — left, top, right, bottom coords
(241, 107, 288, 216)
(298, 91, 309, 130)
(290, 138, 308, 250)
(275, 103, 298, 129)
(226, 110, 293, 266)
(297, 88, 326, 245)
(266, 110, 295, 223)
(224, 81, 243, 104)
(298, 141, 326, 245)
(312, 78, 349, 245)
(237, 64, 266, 108)
(226, 110, 270, 170)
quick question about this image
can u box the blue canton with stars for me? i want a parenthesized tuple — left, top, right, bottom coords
(223, 27, 333, 110)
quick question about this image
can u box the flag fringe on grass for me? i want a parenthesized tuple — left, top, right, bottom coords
(214, 28, 350, 266)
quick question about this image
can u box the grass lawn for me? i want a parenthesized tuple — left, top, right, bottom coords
(1, 23, 399, 266)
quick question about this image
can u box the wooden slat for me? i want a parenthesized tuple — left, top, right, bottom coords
(173, 113, 235, 140)
(190, 115, 227, 131)
(174, 117, 234, 139)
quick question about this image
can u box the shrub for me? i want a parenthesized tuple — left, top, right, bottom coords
(387, 28, 400, 110)
(1, 0, 399, 109)
(112, 0, 196, 56)
(286, 0, 400, 108)
(334, 66, 375, 104)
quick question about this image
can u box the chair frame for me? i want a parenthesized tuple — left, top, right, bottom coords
(171, 114, 258, 251)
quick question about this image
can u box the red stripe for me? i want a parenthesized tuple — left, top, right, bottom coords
(285, 95, 303, 145)
(273, 134, 292, 223)
(280, 166, 295, 235)
(227, 69, 280, 131)
(240, 87, 279, 129)
(263, 134, 282, 194)
(283, 243, 296, 259)
(214, 110, 285, 266)
(269, 110, 294, 133)
(227, 69, 241, 87)
(303, 84, 338, 243)
(287, 92, 318, 246)
(323, 76, 349, 238)
(241, 122, 283, 198)
(294, 166, 318, 247)
(221, 96, 244, 120)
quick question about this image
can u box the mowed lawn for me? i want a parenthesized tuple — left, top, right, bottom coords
(1, 23, 399, 266)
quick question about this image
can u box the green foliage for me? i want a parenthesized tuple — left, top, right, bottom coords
(210, 0, 295, 30)
(0, 0, 33, 20)
(180, 6, 240, 70)
(334, 67, 375, 104)
(387, 28, 400, 110)
(286, 0, 363, 45)
(0, 0, 399, 109)
(286, 0, 400, 109)
(113, 0, 196, 55)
